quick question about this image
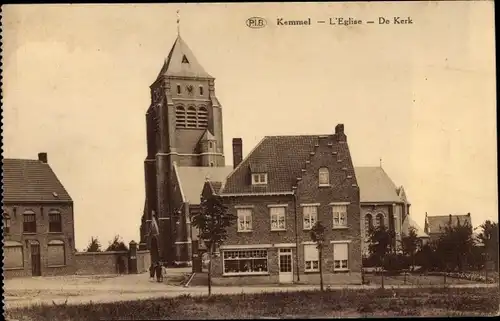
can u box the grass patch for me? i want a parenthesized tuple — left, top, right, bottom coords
(5, 287, 499, 320)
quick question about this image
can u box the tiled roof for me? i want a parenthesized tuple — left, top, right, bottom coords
(426, 214, 472, 234)
(402, 215, 429, 238)
(354, 167, 404, 203)
(220, 134, 355, 195)
(176, 166, 233, 204)
(2, 158, 72, 203)
(156, 35, 213, 79)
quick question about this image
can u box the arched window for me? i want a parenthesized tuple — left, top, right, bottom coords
(49, 210, 62, 233)
(23, 210, 36, 234)
(186, 106, 197, 128)
(318, 167, 330, 186)
(197, 106, 208, 128)
(3, 213, 11, 234)
(47, 240, 66, 267)
(365, 214, 373, 236)
(376, 213, 385, 228)
(176, 106, 187, 128)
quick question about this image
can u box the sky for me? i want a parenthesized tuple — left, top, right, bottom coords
(2, 2, 497, 250)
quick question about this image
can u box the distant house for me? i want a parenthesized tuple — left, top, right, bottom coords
(2, 153, 76, 278)
(402, 215, 430, 247)
(424, 213, 472, 243)
(202, 124, 363, 285)
(355, 167, 428, 255)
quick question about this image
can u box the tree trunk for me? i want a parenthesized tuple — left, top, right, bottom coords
(208, 244, 213, 296)
(319, 247, 324, 292)
(381, 255, 385, 289)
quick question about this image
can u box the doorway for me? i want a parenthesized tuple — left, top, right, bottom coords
(30, 242, 41, 276)
(278, 248, 293, 283)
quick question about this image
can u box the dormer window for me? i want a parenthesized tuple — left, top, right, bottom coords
(319, 167, 330, 186)
(252, 173, 268, 185)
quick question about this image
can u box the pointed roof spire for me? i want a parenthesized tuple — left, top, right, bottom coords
(155, 35, 213, 80)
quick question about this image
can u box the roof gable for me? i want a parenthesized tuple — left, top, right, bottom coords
(402, 215, 429, 238)
(156, 35, 213, 79)
(354, 167, 402, 203)
(176, 166, 233, 204)
(3, 158, 72, 203)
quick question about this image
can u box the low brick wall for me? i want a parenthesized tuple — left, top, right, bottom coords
(74, 251, 128, 275)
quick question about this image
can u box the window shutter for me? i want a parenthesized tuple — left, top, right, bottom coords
(333, 243, 348, 261)
(304, 244, 319, 261)
(4, 246, 24, 269)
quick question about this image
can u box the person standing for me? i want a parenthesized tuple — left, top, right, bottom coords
(156, 262, 163, 282)
(149, 263, 155, 279)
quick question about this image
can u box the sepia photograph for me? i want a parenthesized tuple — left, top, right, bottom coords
(1, 2, 498, 319)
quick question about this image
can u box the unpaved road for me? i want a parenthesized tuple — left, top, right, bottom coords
(4, 272, 498, 310)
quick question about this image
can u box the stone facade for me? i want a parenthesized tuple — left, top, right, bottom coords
(3, 202, 76, 278)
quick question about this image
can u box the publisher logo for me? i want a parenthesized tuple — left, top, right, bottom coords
(246, 17, 267, 29)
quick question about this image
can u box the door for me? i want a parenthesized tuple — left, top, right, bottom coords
(31, 243, 41, 276)
(278, 248, 293, 283)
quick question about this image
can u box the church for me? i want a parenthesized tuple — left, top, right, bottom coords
(139, 33, 418, 271)
(138, 34, 232, 266)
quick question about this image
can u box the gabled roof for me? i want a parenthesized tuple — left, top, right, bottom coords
(200, 129, 216, 142)
(2, 158, 72, 203)
(156, 35, 213, 80)
(220, 133, 354, 195)
(354, 167, 404, 203)
(208, 181, 223, 195)
(402, 215, 429, 238)
(176, 166, 233, 204)
(426, 214, 472, 234)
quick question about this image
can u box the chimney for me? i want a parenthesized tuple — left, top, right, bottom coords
(38, 152, 48, 163)
(232, 138, 243, 169)
(334, 124, 346, 142)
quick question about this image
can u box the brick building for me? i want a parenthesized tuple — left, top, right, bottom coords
(202, 125, 363, 285)
(139, 34, 231, 266)
(2, 153, 76, 278)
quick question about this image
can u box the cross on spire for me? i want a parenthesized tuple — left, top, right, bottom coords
(176, 9, 180, 36)
(379, 157, 382, 168)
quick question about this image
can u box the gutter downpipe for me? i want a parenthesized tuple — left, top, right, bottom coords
(293, 189, 300, 282)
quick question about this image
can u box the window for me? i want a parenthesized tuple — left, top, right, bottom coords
(237, 209, 252, 232)
(176, 106, 187, 128)
(47, 240, 66, 266)
(3, 213, 11, 234)
(376, 213, 385, 228)
(223, 249, 268, 274)
(270, 207, 286, 231)
(209, 141, 213, 149)
(197, 107, 208, 128)
(23, 211, 36, 233)
(303, 206, 317, 230)
(365, 214, 373, 236)
(186, 106, 197, 128)
(182, 55, 190, 64)
(4, 241, 24, 269)
(332, 205, 347, 228)
(177, 84, 181, 94)
(333, 243, 349, 271)
(319, 167, 330, 186)
(252, 173, 268, 185)
(304, 244, 319, 272)
(199, 86, 204, 95)
(49, 212, 62, 233)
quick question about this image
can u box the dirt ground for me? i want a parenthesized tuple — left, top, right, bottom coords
(3, 267, 497, 311)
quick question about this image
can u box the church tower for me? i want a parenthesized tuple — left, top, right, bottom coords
(140, 34, 225, 264)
